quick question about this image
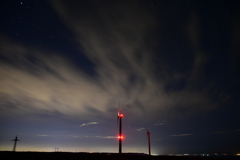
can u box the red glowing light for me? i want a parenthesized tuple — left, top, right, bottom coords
(118, 109, 123, 117)
(118, 135, 123, 139)
(118, 114, 123, 118)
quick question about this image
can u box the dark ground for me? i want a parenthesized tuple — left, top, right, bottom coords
(1, 152, 239, 160)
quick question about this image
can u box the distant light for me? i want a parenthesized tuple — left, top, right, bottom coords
(20, 2, 23, 4)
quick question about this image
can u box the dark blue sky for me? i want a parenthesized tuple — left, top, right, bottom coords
(0, 0, 240, 154)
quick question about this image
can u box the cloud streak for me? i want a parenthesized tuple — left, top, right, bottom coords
(79, 122, 98, 127)
(0, 1, 217, 124)
(214, 129, 240, 134)
(136, 128, 145, 132)
(96, 136, 116, 139)
(155, 121, 167, 126)
(171, 134, 193, 137)
(49, 1, 216, 120)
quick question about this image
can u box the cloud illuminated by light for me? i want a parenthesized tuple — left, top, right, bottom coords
(84, 136, 116, 139)
(155, 121, 167, 126)
(69, 135, 79, 138)
(97, 136, 116, 139)
(79, 122, 98, 127)
(0, 1, 217, 125)
(136, 128, 145, 131)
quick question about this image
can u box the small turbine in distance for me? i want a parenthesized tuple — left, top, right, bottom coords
(12, 135, 20, 152)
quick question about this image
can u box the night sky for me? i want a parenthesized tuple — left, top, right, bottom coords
(1, 0, 240, 155)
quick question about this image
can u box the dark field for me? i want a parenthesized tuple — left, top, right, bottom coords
(1, 152, 239, 160)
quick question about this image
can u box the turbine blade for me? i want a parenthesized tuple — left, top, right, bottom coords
(118, 102, 120, 116)
(146, 129, 148, 141)
(117, 116, 119, 130)
(117, 104, 119, 131)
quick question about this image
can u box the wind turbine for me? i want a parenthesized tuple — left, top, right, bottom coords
(147, 130, 151, 155)
(117, 106, 123, 154)
(12, 136, 20, 152)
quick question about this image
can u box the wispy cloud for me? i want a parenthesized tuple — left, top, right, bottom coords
(67, 135, 116, 138)
(79, 122, 98, 127)
(0, 1, 217, 124)
(136, 128, 145, 131)
(98, 136, 116, 139)
(37, 135, 49, 137)
(155, 121, 167, 126)
(85, 135, 116, 139)
(171, 134, 193, 137)
(69, 135, 79, 138)
(214, 129, 240, 134)
(49, 1, 217, 121)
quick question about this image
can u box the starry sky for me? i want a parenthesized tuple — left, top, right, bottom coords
(0, 0, 240, 155)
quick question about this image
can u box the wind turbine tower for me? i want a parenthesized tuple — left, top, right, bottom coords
(147, 130, 151, 155)
(117, 109, 123, 154)
(12, 136, 20, 152)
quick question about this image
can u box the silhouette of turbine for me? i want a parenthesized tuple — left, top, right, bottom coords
(117, 105, 123, 154)
(12, 136, 20, 152)
(147, 130, 151, 155)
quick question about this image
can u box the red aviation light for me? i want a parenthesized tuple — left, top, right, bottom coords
(118, 114, 123, 118)
(117, 110, 123, 118)
(118, 135, 123, 139)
